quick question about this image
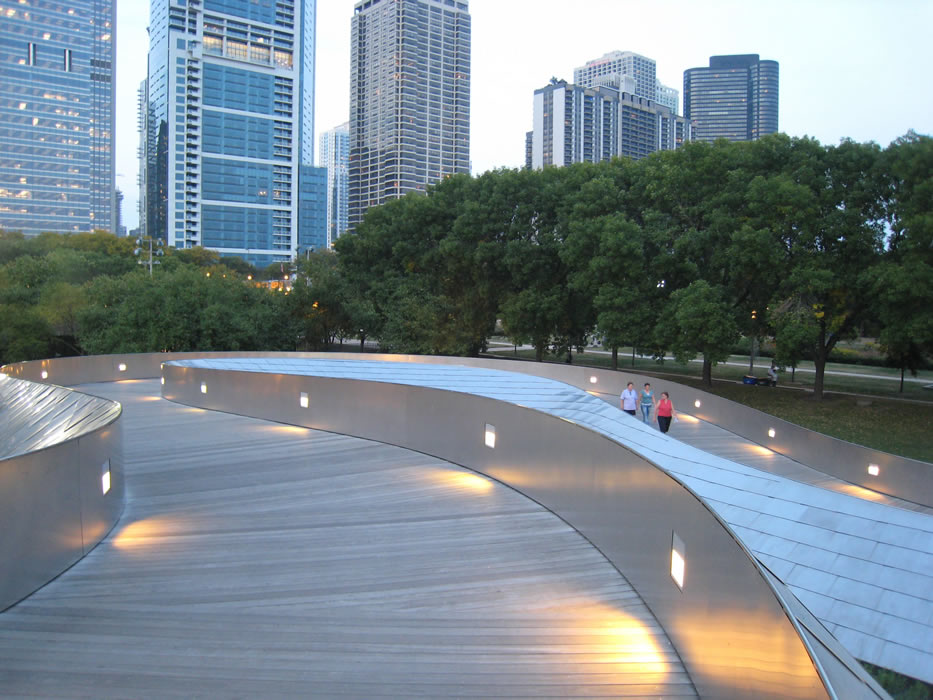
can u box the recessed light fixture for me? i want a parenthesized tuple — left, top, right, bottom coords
(768, 428, 776, 439)
(868, 464, 880, 477)
(40, 370, 48, 379)
(484, 423, 496, 449)
(694, 399, 701, 408)
(118, 363, 127, 372)
(589, 376, 598, 384)
(101, 460, 111, 495)
(671, 532, 685, 590)
(200, 382, 207, 394)
(299, 392, 309, 408)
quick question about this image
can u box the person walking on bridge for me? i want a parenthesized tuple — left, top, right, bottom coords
(657, 392, 676, 434)
(620, 382, 638, 416)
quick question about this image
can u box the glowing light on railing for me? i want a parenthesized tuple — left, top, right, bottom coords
(484, 423, 496, 449)
(768, 428, 776, 439)
(200, 382, 207, 394)
(118, 363, 127, 372)
(299, 391, 309, 408)
(41, 370, 48, 379)
(868, 464, 880, 477)
(161, 376, 165, 385)
(671, 532, 685, 590)
(694, 399, 701, 408)
(589, 375, 598, 384)
(101, 460, 111, 495)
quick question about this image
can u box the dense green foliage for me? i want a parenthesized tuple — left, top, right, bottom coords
(0, 232, 298, 362)
(334, 132, 932, 396)
(2, 132, 930, 402)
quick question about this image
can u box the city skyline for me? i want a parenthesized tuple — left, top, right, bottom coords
(114, 0, 933, 232)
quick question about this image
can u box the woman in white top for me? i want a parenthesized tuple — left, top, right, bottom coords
(620, 382, 638, 416)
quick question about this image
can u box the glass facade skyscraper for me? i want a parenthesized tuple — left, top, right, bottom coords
(349, 0, 470, 231)
(297, 164, 326, 253)
(319, 122, 348, 246)
(145, 0, 315, 266)
(0, 0, 116, 236)
(684, 54, 779, 142)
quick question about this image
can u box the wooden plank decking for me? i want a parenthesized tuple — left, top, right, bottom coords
(0, 380, 694, 698)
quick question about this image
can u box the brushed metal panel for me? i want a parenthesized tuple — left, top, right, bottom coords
(10, 352, 922, 508)
(0, 375, 125, 611)
(77, 422, 125, 554)
(0, 447, 83, 611)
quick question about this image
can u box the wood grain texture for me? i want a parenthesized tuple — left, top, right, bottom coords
(0, 380, 694, 698)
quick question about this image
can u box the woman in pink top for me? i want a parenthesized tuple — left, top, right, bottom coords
(656, 392, 675, 434)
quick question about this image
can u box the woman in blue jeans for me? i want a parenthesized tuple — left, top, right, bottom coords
(639, 382, 656, 423)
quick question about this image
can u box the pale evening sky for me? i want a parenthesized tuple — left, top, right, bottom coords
(114, 0, 933, 230)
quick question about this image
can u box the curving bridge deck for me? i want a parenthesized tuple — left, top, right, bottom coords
(168, 357, 933, 684)
(0, 379, 696, 698)
(3, 352, 929, 697)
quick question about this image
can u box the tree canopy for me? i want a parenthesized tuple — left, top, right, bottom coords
(2, 132, 930, 400)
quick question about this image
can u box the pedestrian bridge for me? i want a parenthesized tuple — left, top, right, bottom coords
(3, 352, 930, 698)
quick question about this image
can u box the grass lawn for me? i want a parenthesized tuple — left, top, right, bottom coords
(485, 346, 933, 463)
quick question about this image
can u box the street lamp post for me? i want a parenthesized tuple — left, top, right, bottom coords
(134, 237, 164, 276)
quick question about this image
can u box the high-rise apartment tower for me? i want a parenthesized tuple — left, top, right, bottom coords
(574, 50, 679, 115)
(145, 0, 316, 266)
(683, 54, 779, 142)
(0, 0, 116, 235)
(320, 122, 349, 246)
(349, 0, 470, 231)
(531, 79, 689, 168)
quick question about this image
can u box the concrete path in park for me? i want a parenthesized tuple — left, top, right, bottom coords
(487, 342, 933, 386)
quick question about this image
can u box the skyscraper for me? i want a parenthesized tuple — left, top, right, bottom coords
(0, 0, 116, 236)
(574, 50, 680, 115)
(320, 122, 349, 246)
(683, 54, 779, 142)
(530, 79, 690, 168)
(145, 0, 316, 267)
(349, 0, 470, 231)
(136, 79, 148, 238)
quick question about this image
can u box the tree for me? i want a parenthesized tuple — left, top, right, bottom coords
(290, 250, 352, 350)
(871, 132, 933, 389)
(36, 281, 88, 354)
(773, 139, 887, 399)
(0, 305, 51, 364)
(77, 267, 287, 354)
(499, 166, 595, 362)
(657, 279, 740, 386)
(564, 212, 661, 370)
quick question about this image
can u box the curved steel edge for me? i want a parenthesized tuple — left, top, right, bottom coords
(542, 363, 932, 509)
(162, 361, 881, 700)
(3, 352, 928, 507)
(0, 377, 125, 612)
